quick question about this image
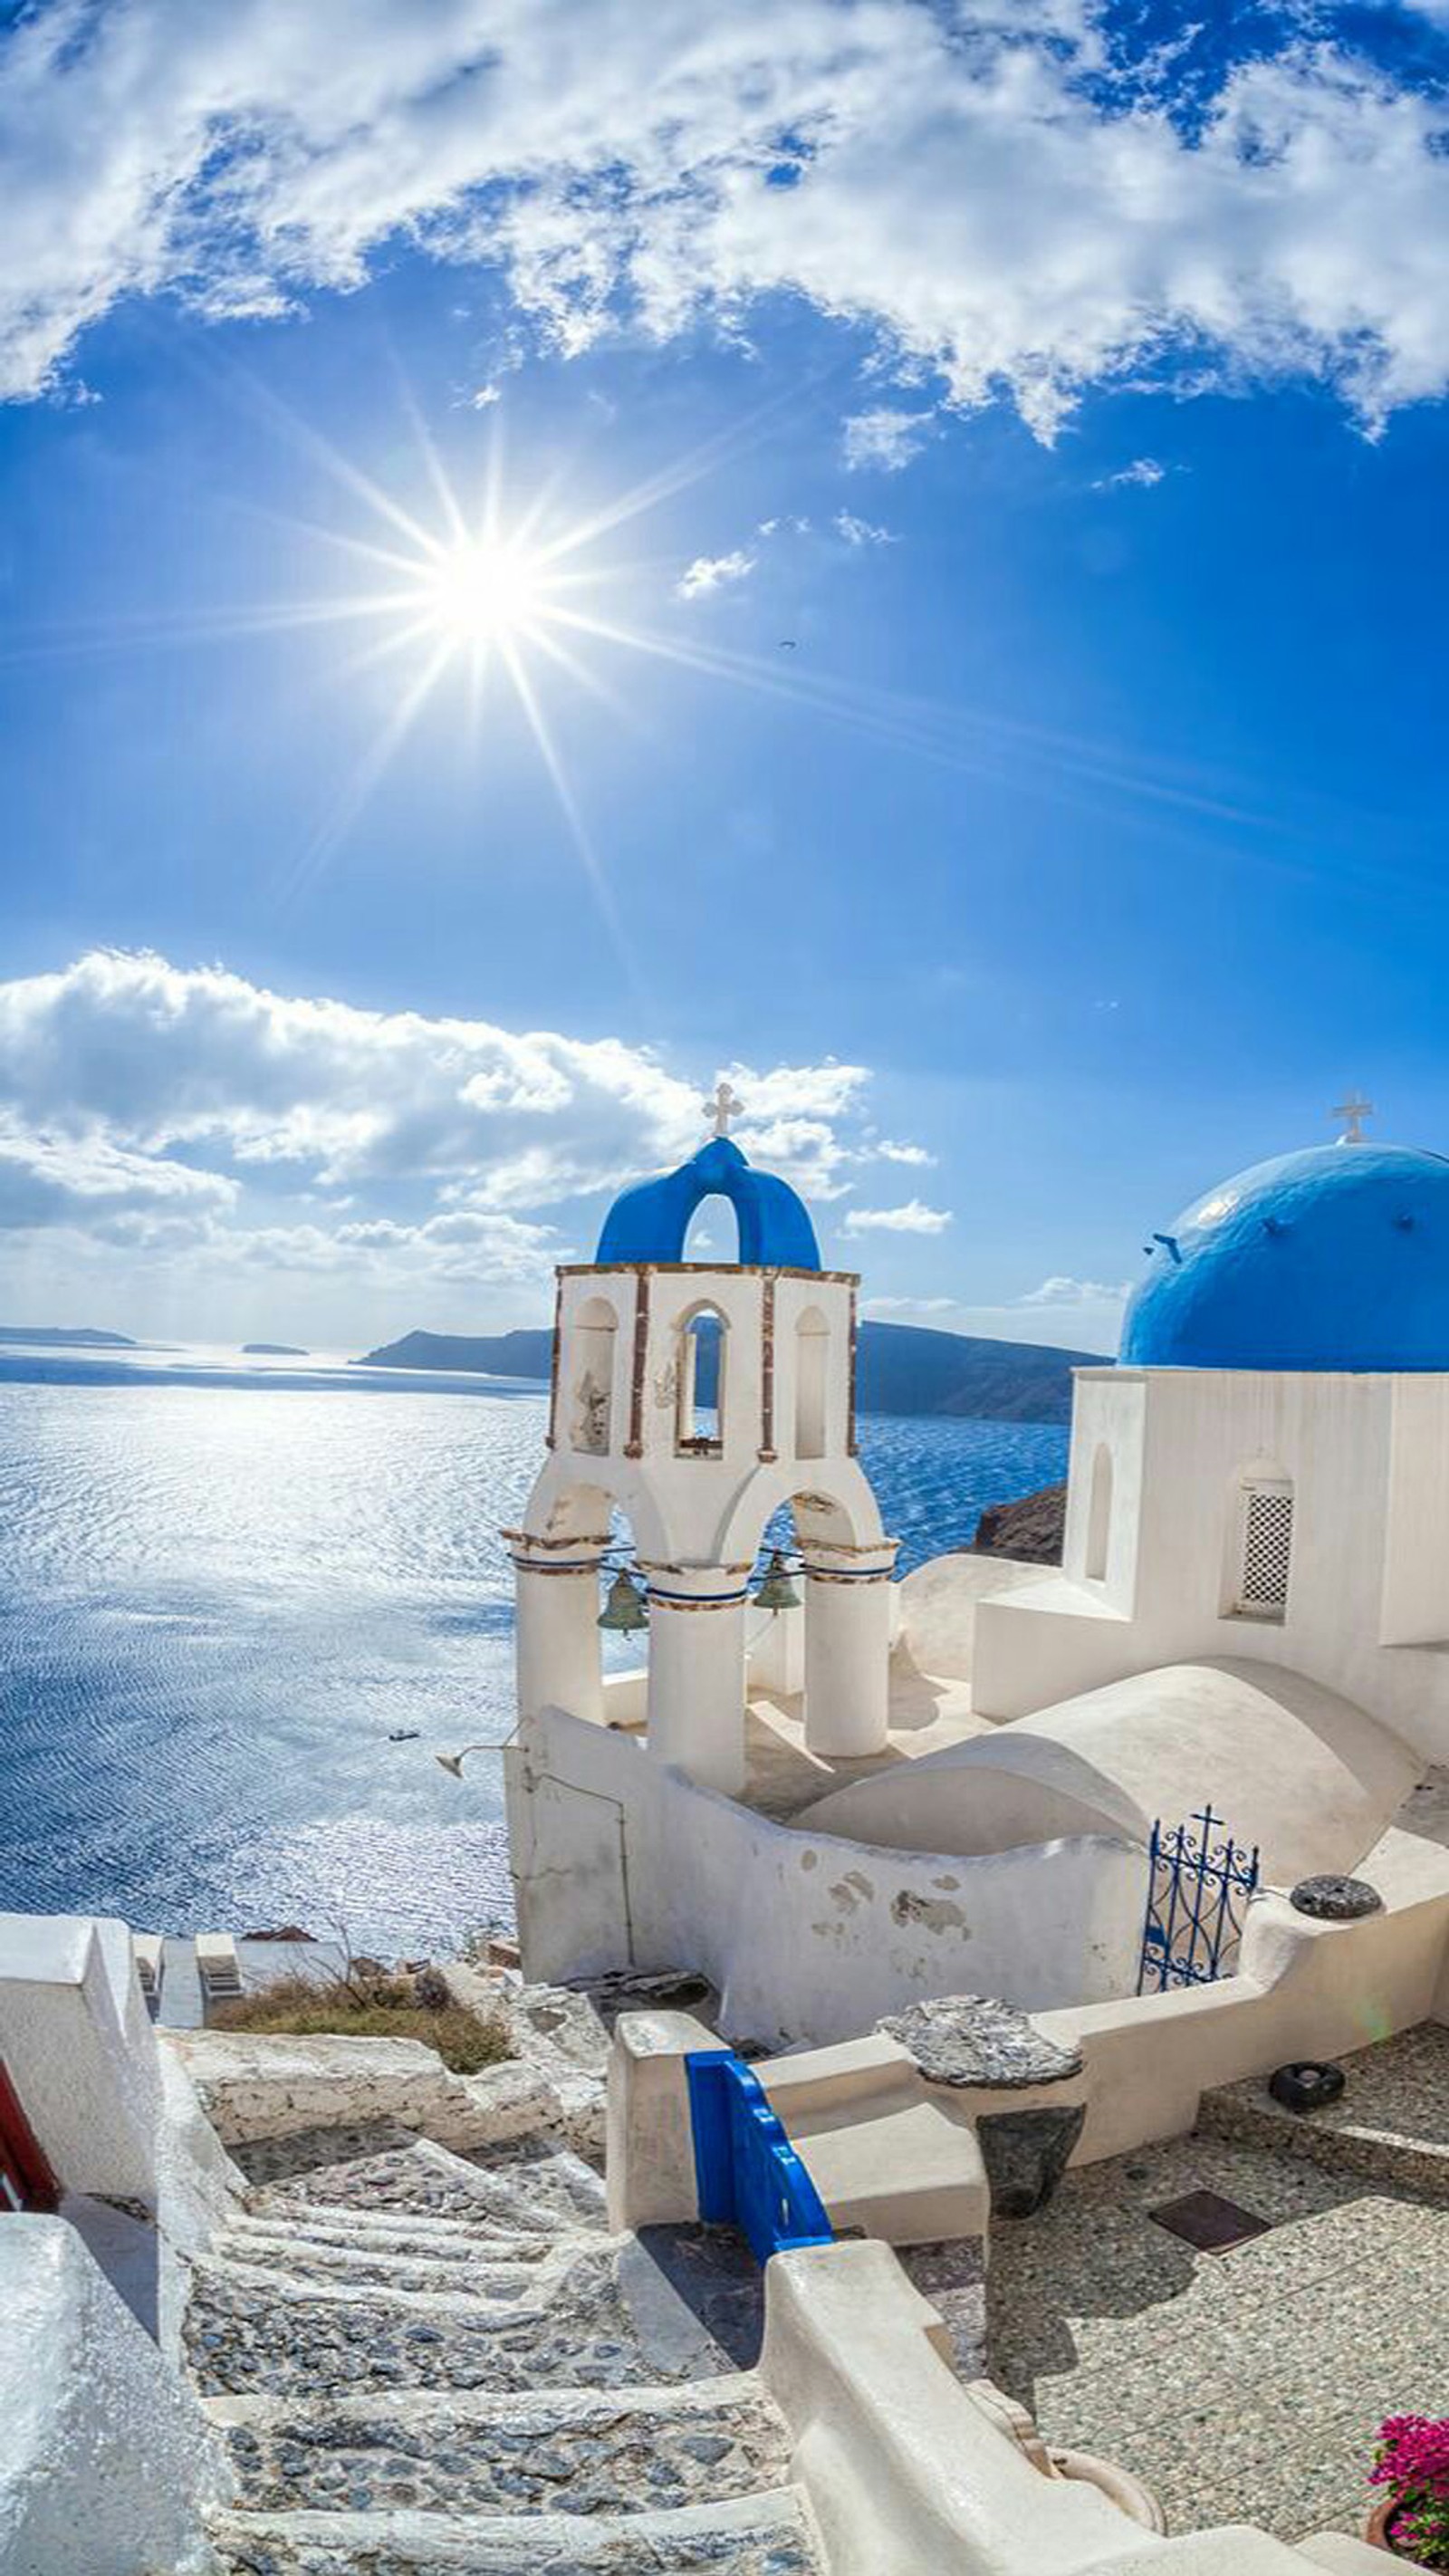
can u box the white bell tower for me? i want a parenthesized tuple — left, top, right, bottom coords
(506, 1087, 896, 1796)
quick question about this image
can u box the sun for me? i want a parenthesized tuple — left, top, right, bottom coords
(418, 536, 551, 648)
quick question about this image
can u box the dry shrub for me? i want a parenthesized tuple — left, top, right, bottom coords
(211, 1965, 511, 2074)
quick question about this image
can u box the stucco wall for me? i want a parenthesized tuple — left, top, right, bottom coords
(799, 1657, 1419, 1885)
(0, 1915, 160, 2205)
(0, 2216, 227, 2576)
(506, 1706, 1146, 2045)
(974, 1367, 1449, 1764)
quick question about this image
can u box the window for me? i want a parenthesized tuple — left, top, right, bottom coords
(1233, 1474, 1294, 1621)
(794, 1309, 829, 1459)
(676, 1305, 727, 1455)
(570, 1297, 617, 1456)
(1085, 1444, 1113, 1582)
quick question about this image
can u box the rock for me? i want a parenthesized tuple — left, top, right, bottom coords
(878, 1994, 1083, 2091)
(971, 1479, 1067, 1564)
(977, 2104, 1087, 2218)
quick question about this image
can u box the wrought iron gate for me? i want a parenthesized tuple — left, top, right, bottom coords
(1137, 1805, 1261, 1994)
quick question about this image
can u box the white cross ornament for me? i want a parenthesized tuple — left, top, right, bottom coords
(704, 1079, 744, 1139)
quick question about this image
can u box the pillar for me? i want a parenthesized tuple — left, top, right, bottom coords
(644, 1562, 749, 1795)
(801, 1541, 898, 1755)
(508, 1531, 608, 1725)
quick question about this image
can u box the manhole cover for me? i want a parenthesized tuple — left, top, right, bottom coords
(1148, 2189, 1271, 2253)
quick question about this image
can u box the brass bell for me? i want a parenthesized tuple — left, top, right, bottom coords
(753, 1547, 801, 1613)
(598, 1568, 648, 1633)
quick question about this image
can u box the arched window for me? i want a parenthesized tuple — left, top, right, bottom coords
(794, 1308, 830, 1459)
(676, 1304, 727, 1456)
(1231, 1467, 1294, 1622)
(569, 1297, 617, 1456)
(1085, 1443, 1113, 1582)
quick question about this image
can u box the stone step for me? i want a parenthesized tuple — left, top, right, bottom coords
(1197, 2037, 1449, 2202)
(226, 2203, 577, 2261)
(212, 2484, 820, 2571)
(208, 2224, 604, 2301)
(206, 2376, 793, 2520)
(247, 2135, 609, 2235)
(187, 2229, 756, 2399)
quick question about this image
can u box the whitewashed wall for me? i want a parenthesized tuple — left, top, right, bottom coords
(506, 1706, 1145, 2046)
(0, 1916, 160, 2205)
(974, 1365, 1449, 1763)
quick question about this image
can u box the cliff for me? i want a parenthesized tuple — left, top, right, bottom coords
(357, 1320, 1104, 1425)
(972, 1479, 1067, 1563)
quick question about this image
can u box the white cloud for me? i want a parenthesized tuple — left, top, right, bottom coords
(863, 1294, 959, 1314)
(842, 409, 936, 472)
(1093, 457, 1168, 490)
(676, 547, 755, 600)
(0, 953, 890, 1329)
(5, 6, 1445, 437)
(1016, 1274, 1133, 1307)
(871, 1138, 934, 1167)
(834, 510, 898, 546)
(842, 1198, 954, 1235)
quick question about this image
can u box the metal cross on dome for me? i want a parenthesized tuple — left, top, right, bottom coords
(1332, 1091, 1374, 1144)
(704, 1078, 745, 1139)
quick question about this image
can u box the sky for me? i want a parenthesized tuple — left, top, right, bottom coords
(2, 0, 1448, 1360)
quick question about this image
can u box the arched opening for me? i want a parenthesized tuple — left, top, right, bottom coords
(569, 1296, 618, 1456)
(1085, 1442, 1113, 1582)
(681, 1194, 740, 1264)
(1229, 1465, 1294, 1623)
(794, 1307, 830, 1459)
(675, 1303, 727, 1456)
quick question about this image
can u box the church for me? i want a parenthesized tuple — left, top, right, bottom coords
(504, 1090, 1444, 2043)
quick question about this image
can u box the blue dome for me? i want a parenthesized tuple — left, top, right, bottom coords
(596, 1135, 821, 1269)
(1121, 1141, 1449, 1371)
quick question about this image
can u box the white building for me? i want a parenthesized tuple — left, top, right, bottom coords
(505, 1111, 1443, 2044)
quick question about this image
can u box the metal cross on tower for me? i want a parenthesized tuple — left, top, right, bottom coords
(704, 1078, 744, 1139)
(1332, 1091, 1374, 1144)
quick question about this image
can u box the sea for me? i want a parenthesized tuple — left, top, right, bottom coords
(0, 1344, 1067, 1953)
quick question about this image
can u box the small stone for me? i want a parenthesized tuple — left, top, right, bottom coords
(1290, 1873, 1383, 1920)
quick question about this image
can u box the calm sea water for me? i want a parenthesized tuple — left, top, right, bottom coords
(0, 1347, 1065, 1950)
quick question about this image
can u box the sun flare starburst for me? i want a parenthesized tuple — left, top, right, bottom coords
(416, 536, 553, 649)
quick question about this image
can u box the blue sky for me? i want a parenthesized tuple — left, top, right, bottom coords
(2, 0, 1448, 1354)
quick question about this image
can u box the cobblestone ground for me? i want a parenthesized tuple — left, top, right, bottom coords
(216, 2514, 818, 2574)
(249, 2139, 609, 2233)
(219, 2388, 793, 2516)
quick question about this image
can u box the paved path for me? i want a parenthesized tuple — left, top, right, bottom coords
(988, 2126, 1449, 2542)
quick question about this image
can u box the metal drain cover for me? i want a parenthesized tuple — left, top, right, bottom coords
(1148, 2189, 1271, 2253)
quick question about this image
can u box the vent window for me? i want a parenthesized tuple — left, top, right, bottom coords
(1234, 1476, 1294, 1622)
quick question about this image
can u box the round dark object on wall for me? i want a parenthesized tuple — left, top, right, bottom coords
(1289, 1874, 1383, 1920)
(1268, 2061, 1347, 2114)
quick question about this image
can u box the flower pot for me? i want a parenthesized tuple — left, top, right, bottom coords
(1367, 2494, 1438, 2562)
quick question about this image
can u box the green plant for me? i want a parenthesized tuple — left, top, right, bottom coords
(1372, 2417, 1449, 2566)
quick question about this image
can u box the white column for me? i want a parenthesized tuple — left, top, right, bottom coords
(511, 1534, 607, 1725)
(801, 1542, 898, 1755)
(644, 1562, 748, 1795)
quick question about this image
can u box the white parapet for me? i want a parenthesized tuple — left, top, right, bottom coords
(0, 1913, 160, 2205)
(0, 2216, 229, 2576)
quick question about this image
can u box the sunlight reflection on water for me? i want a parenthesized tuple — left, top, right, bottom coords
(0, 1354, 1064, 1948)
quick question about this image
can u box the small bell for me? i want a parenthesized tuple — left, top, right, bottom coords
(598, 1568, 649, 1633)
(753, 1547, 801, 1613)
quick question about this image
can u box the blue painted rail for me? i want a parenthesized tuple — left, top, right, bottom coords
(685, 2050, 834, 2265)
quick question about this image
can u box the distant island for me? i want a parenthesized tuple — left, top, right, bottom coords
(242, 1342, 309, 1357)
(357, 1319, 1105, 1425)
(0, 1324, 139, 1349)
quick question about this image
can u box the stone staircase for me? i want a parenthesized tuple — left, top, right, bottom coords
(186, 2128, 823, 2574)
